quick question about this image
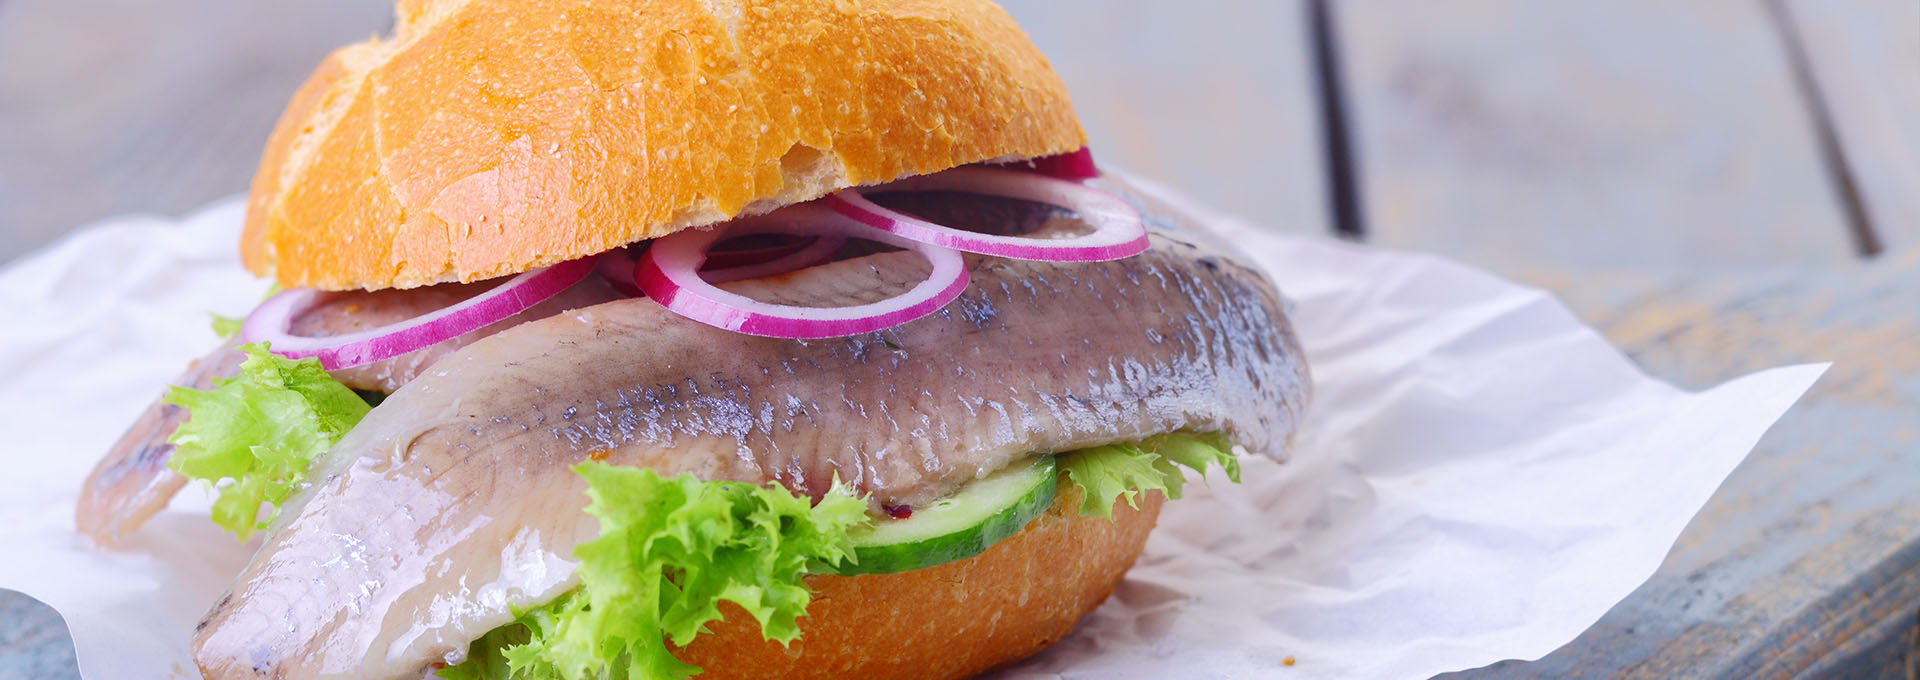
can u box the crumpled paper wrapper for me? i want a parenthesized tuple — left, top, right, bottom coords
(0, 184, 1821, 680)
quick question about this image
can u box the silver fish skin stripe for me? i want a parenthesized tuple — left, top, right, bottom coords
(192, 196, 1311, 680)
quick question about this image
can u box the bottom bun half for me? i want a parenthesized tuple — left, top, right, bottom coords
(678, 481, 1165, 680)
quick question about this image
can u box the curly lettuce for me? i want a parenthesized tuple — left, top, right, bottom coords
(163, 343, 370, 540)
(441, 464, 870, 680)
(1058, 432, 1241, 518)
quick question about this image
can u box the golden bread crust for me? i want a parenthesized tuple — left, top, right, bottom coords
(243, 0, 1085, 290)
(678, 483, 1163, 680)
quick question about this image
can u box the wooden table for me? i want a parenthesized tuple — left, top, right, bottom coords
(3, 1, 1916, 677)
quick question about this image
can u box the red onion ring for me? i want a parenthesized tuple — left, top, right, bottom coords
(634, 207, 968, 339)
(1025, 147, 1100, 181)
(823, 166, 1148, 262)
(596, 249, 645, 297)
(702, 236, 822, 269)
(699, 234, 848, 284)
(594, 237, 846, 295)
(241, 257, 595, 370)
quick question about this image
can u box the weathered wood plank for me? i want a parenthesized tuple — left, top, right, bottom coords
(0, 590, 76, 680)
(1780, 0, 1920, 254)
(0, 0, 393, 264)
(997, 0, 1329, 235)
(1334, 0, 1859, 268)
(1443, 253, 1920, 677)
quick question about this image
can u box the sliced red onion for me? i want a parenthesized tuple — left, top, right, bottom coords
(241, 257, 595, 370)
(701, 235, 822, 269)
(1025, 147, 1100, 181)
(634, 207, 968, 339)
(593, 237, 844, 295)
(699, 234, 847, 284)
(823, 166, 1148, 262)
(596, 249, 644, 297)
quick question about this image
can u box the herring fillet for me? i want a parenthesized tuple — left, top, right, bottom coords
(74, 342, 242, 544)
(193, 222, 1310, 680)
(73, 279, 622, 544)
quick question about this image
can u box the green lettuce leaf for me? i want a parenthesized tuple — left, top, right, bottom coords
(163, 342, 370, 540)
(208, 313, 244, 340)
(1058, 432, 1240, 519)
(447, 433, 1239, 679)
(442, 465, 871, 680)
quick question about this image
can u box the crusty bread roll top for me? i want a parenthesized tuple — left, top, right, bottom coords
(242, 0, 1085, 291)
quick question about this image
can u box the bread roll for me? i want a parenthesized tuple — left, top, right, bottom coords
(242, 0, 1084, 291)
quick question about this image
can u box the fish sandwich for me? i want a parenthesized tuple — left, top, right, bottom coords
(75, 1, 1312, 679)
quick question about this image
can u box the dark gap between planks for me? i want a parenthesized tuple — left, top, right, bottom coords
(1763, 0, 1882, 258)
(1308, 0, 1366, 240)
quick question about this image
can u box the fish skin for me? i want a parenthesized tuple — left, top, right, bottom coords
(74, 342, 242, 545)
(191, 203, 1311, 680)
(73, 278, 624, 545)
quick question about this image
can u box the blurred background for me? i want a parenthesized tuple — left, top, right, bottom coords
(3, 1, 1918, 678)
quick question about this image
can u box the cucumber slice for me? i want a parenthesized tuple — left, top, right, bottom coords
(837, 456, 1057, 575)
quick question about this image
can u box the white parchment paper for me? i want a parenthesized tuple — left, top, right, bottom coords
(0, 188, 1822, 680)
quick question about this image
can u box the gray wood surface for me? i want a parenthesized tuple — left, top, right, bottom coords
(0, 592, 72, 680)
(0, 0, 392, 262)
(956, 0, 1333, 236)
(1781, 0, 1920, 254)
(1334, 0, 1859, 268)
